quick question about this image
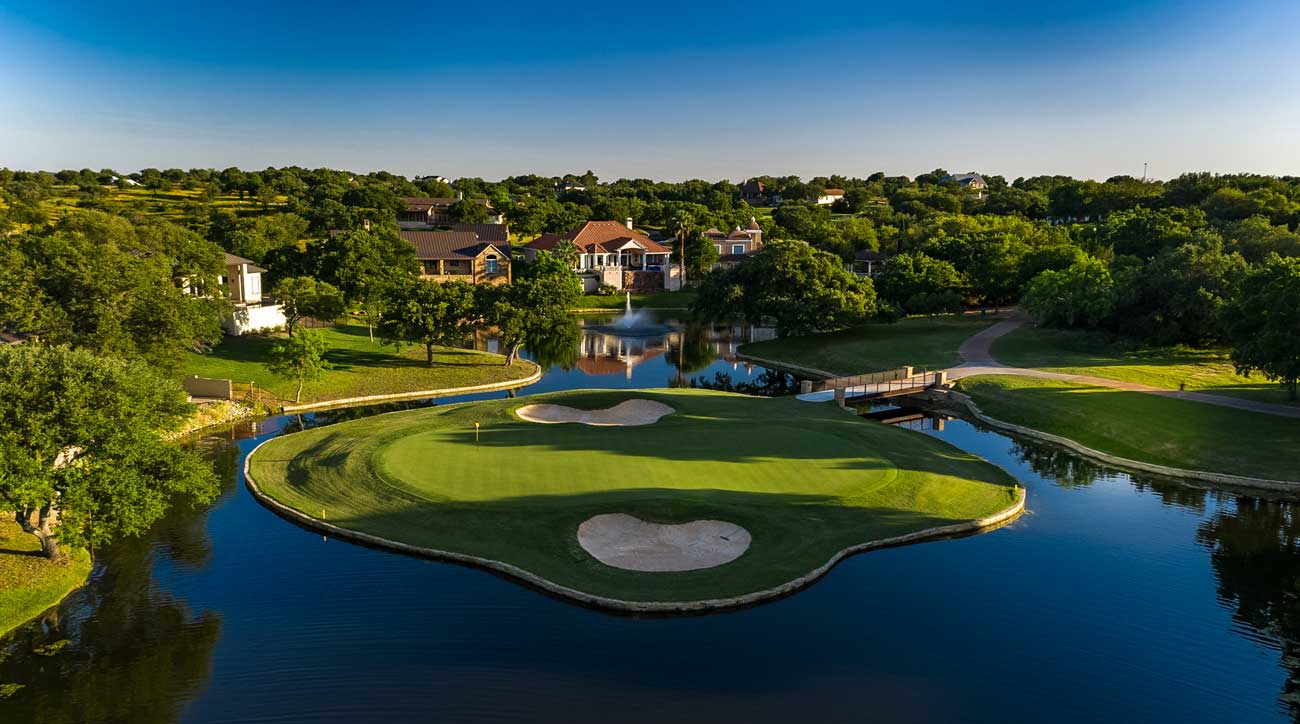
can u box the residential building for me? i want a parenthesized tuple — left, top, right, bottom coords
(816, 188, 846, 206)
(398, 193, 504, 228)
(704, 217, 764, 268)
(220, 253, 286, 336)
(557, 179, 588, 194)
(942, 172, 989, 198)
(524, 219, 677, 291)
(852, 249, 887, 277)
(398, 224, 511, 285)
(739, 180, 767, 204)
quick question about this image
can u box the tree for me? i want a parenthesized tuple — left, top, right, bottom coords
(692, 240, 877, 337)
(1222, 255, 1300, 400)
(309, 227, 418, 340)
(265, 328, 332, 404)
(874, 252, 966, 315)
(3, 210, 227, 371)
(271, 276, 346, 337)
(479, 252, 582, 365)
(1117, 239, 1246, 344)
(448, 197, 490, 223)
(1022, 256, 1116, 329)
(0, 345, 219, 560)
(381, 279, 479, 367)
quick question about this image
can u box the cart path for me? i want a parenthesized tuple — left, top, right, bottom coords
(948, 317, 1300, 419)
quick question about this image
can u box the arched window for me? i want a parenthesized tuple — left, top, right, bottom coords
(485, 255, 499, 275)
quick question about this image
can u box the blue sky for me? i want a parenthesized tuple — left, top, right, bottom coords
(1, 0, 1297, 181)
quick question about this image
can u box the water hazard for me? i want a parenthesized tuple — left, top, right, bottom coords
(2, 313, 1298, 723)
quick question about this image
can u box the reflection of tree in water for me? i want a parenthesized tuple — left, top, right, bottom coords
(1197, 497, 1300, 716)
(1008, 440, 1110, 488)
(667, 323, 720, 379)
(0, 504, 223, 721)
(689, 370, 798, 397)
(525, 314, 581, 371)
(1130, 477, 1209, 512)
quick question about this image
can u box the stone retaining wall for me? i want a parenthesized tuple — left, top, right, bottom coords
(279, 361, 542, 413)
(243, 438, 1026, 614)
(925, 388, 1300, 493)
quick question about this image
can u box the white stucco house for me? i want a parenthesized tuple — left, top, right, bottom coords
(220, 253, 286, 336)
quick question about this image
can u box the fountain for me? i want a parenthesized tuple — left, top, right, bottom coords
(589, 292, 673, 337)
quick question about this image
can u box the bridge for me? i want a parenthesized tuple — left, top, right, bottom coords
(799, 366, 949, 407)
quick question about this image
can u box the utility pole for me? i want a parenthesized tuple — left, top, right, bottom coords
(1142, 162, 1148, 182)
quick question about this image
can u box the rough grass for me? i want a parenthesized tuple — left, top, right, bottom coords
(0, 521, 92, 638)
(992, 325, 1298, 406)
(182, 321, 535, 405)
(958, 375, 1300, 481)
(739, 315, 998, 375)
(247, 388, 1018, 602)
(40, 184, 288, 224)
(573, 291, 696, 310)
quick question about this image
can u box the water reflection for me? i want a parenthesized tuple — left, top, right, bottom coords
(5, 316, 1300, 722)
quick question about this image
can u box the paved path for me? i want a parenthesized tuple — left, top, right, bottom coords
(947, 317, 1300, 420)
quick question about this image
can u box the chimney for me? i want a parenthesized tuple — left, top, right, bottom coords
(625, 217, 634, 230)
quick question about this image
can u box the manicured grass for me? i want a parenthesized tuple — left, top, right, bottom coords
(992, 325, 1297, 406)
(957, 375, 1300, 481)
(182, 321, 535, 406)
(0, 521, 92, 638)
(248, 388, 1019, 603)
(573, 291, 697, 310)
(739, 315, 999, 375)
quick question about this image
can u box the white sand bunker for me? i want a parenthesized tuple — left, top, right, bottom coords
(516, 399, 674, 426)
(577, 514, 751, 572)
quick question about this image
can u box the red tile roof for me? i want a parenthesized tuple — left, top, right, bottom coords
(525, 221, 670, 254)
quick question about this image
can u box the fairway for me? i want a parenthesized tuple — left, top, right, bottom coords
(247, 389, 1020, 606)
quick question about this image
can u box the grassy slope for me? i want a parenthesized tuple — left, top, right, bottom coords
(0, 521, 92, 637)
(573, 291, 697, 310)
(993, 325, 1297, 407)
(739, 316, 998, 376)
(182, 322, 535, 405)
(958, 375, 1300, 481)
(248, 389, 1018, 602)
(41, 185, 287, 223)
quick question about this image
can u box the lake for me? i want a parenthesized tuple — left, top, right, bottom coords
(2, 314, 1297, 723)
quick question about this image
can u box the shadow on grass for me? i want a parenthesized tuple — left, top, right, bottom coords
(252, 484, 998, 612)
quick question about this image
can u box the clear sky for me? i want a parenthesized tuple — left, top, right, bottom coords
(1, 0, 1297, 181)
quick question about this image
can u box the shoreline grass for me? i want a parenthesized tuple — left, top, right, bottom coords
(957, 375, 1300, 482)
(247, 388, 1017, 603)
(992, 325, 1298, 407)
(0, 521, 92, 638)
(181, 321, 535, 406)
(739, 315, 999, 376)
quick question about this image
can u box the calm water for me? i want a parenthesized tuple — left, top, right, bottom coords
(3, 314, 1299, 723)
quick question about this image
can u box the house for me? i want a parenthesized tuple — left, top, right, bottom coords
(398, 225, 512, 286)
(415, 175, 448, 184)
(942, 172, 988, 198)
(220, 253, 287, 336)
(816, 188, 846, 206)
(398, 193, 504, 228)
(852, 249, 887, 277)
(525, 219, 677, 291)
(739, 180, 767, 204)
(704, 217, 764, 268)
(557, 179, 588, 194)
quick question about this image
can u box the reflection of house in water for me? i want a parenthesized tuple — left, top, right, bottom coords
(710, 323, 778, 375)
(577, 328, 676, 379)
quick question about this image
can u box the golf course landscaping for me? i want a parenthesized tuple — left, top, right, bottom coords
(956, 375, 1300, 484)
(738, 315, 1000, 377)
(245, 388, 1022, 609)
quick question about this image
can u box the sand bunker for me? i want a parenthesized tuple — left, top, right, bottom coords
(516, 399, 674, 426)
(577, 514, 751, 572)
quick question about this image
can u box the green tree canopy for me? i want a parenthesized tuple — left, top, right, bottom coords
(1222, 255, 1300, 399)
(265, 328, 332, 403)
(381, 279, 479, 367)
(1022, 256, 1116, 329)
(271, 276, 346, 337)
(0, 345, 219, 560)
(692, 240, 877, 337)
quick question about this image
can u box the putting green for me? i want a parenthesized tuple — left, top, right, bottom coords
(247, 389, 1021, 606)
